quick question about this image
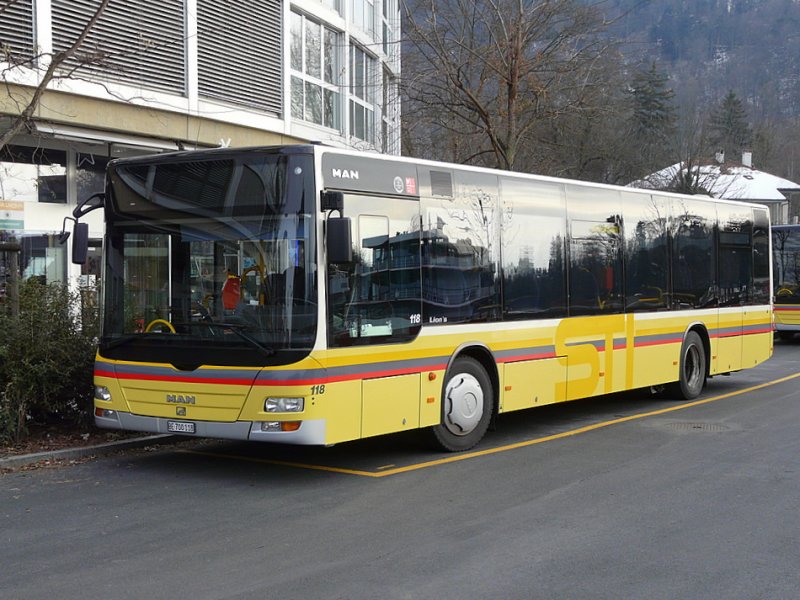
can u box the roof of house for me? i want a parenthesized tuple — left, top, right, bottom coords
(632, 161, 800, 202)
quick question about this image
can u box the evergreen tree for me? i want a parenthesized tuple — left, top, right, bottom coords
(627, 61, 677, 177)
(630, 62, 677, 141)
(707, 90, 752, 158)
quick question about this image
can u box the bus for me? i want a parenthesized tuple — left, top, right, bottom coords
(771, 223, 800, 340)
(68, 144, 773, 452)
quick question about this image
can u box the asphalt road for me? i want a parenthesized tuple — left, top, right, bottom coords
(3, 340, 800, 600)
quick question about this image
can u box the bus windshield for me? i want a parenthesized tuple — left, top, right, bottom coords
(773, 225, 800, 305)
(99, 150, 317, 368)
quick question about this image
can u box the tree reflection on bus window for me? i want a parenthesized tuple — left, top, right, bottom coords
(566, 185, 623, 316)
(623, 192, 669, 311)
(500, 176, 566, 319)
(421, 172, 501, 324)
(672, 199, 717, 309)
(718, 203, 753, 307)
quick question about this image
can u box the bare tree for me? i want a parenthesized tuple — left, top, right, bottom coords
(0, 0, 111, 152)
(527, 49, 631, 182)
(402, 0, 623, 172)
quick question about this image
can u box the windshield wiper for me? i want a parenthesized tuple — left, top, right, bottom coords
(172, 321, 276, 357)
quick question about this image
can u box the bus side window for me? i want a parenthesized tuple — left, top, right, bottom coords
(326, 195, 422, 347)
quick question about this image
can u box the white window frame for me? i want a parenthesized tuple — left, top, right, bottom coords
(349, 44, 377, 143)
(290, 10, 343, 131)
(380, 0, 398, 61)
(320, 0, 342, 15)
(381, 68, 399, 153)
(350, 0, 376, 40)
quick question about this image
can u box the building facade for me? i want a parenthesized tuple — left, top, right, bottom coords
(0, 0, 401, 293)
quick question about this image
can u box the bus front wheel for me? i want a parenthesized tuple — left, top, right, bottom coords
(667, 331, 706, 400)
(429, 356, 493, 452)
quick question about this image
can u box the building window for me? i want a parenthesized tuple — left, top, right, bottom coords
(76, 151, 110, 205)
(0, 0, 34, 61)
(381, 68, 399, 153)
(52, 0, 187, 95)
(198, 0, 282, 114)
(320, 0, 342, 15)
(0, 232, 67, 287)
(350, 45, 376, 143)
(0, 146, 67, 204)
(351, 0, 376, 39)
(20, 234, 68, 284)
(380, 0, 398, 59)
(290, 11, 342, 130)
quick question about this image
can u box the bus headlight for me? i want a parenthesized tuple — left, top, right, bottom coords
(95, 385, 112, 402)
(264, 397, 304, 413)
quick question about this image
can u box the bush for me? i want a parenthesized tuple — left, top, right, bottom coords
(0, 279, 99, 443)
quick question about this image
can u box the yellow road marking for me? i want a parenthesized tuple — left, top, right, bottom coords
(180, 372, 800, 478)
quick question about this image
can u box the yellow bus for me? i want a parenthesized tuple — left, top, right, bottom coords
(772, 223, 800, 340)
(73, 145, 773, 451)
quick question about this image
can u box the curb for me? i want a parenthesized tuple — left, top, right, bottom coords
(0, 434, 181, 470)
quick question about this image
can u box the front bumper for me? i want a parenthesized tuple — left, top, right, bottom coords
(95, 410, 327, 445)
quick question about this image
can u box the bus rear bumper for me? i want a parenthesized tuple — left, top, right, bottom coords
(95, 410, 327, 445)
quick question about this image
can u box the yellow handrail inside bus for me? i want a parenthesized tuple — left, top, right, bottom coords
(144, 318, 176, 333)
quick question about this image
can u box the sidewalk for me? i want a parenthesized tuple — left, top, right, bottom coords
(0, 434, 180, 471)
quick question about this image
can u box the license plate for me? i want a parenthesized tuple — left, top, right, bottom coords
(167, 421, 196, 434)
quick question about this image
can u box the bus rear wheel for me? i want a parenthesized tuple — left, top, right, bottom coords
(667, 331, 706, 400)
(428, 356, 493, 452)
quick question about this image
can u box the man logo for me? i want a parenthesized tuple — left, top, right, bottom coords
(166, 394, 196, 405)
(332, 168, 359, 180)
(176, 406, 187, 416)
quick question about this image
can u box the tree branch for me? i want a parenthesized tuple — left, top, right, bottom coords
(0, 0, 111, 151)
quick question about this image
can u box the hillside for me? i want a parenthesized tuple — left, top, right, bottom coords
(609, 0, 800, 120)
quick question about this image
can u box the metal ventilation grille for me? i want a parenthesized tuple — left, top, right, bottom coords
(51, 0, 186, 95)
(430, 170, 454, 197)
(0, 0, 34, 60)
(197, 0, 282, 116)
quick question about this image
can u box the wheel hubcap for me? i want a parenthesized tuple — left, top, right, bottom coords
(685, 345, 702, 390)
(443, 373, 484, 436)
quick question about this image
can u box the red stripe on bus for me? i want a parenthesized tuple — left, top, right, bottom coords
(95, 364, 451, 387)
(497, 352, 558, 363)
(254, 364, 450, 386)
(713, 328, 772, 339)
(94, 369, 255, 386)
(743, 327, 774, 335)
(633, 337, 683, 348)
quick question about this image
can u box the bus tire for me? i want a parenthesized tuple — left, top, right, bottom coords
(667, 331, 706, 400)
(777, 331, 795, 342)
(428, 356, 493, 452)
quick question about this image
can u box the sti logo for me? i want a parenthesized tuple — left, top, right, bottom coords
(332, 168, 359, 180)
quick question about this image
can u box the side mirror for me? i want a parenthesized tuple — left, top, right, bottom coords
(71, 222, 89, 264)
(73, 192, 105, 219)
(326, 217, 352, 264)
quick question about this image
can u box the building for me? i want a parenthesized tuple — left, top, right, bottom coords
(0, 0, 401, 293)
(633, 151, 800, 226)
